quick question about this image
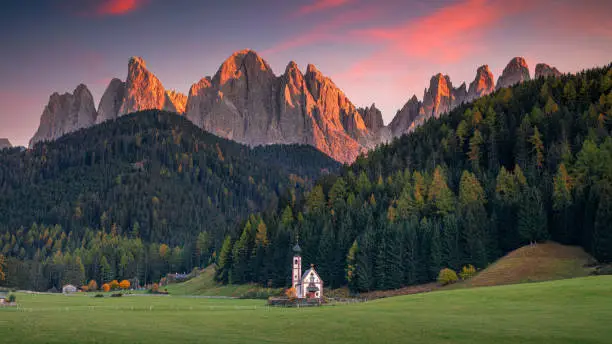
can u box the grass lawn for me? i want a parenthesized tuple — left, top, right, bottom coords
(1, 276, 611, 343)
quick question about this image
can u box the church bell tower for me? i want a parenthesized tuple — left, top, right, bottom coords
(292, 242, 302, 295)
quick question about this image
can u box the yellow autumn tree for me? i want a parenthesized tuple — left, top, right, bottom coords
(119, 280, 131, 290)
(0, 254, 5, 281)
(87, 280, 98, 292)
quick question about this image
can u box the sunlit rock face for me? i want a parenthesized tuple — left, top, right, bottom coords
(0, 138, 11, 150)
(30, 84, 97, 147)
(535, 63, 561, 79)
(467, 65, 495, 102)
(496, 57, 530, 90)
(119, 57, 185, 115)
(165, 90, 187, 114)
(185, 49, 374, 163)
(96, 57, 186, 123)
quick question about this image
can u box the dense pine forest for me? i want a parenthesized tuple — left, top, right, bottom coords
(1, 64, 610, 292)
(214, 64, 612, 292)
(0, 111, 339, 290)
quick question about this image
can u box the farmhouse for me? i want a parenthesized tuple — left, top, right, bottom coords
(62, 284, 77, 294)
(291, 243, 323, 299)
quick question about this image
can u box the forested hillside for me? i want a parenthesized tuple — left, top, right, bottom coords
(215, 64, 612, 291)
(0, 111, 339, 290)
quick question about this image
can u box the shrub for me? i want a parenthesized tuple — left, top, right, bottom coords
(88, 280, 98, 292)
(7, 294, 16, 303)
(285, 287, 297, 300)
(437, 268, 459, 286)
(110, 293, 123, 297)
(94, 294, 104, 298)
(119, 280, 130, 290)
(102, 283, 111, 292)
(151, 283, 159, 293)
(459, 265, 477, 280)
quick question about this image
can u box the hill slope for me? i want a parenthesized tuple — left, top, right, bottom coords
(458, 242, 596, 288)
(0, 110, 339, 245)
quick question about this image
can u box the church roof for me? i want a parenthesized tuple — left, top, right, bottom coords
(292, 243, 302, 254)
(301, 265, 321, 281)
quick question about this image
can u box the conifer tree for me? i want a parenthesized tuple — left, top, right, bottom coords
(215, 235, 233, 284)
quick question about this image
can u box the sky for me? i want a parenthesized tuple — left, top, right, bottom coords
(1, 0, 611, 147)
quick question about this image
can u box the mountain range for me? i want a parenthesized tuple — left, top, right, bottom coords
(29, 51, 562, 162)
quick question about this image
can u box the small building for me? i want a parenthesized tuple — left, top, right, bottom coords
(291, 243, 323, 299)
(62, 284, 78, 294)
(0, 292, 6, 304)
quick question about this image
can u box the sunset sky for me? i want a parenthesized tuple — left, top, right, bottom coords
(1, 0, 611, 146)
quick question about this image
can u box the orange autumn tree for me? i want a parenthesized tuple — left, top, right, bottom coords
(102, 283, 111, 292)
(87, 280, 98, 292)
(119, 280, 130, 290)
(109, 280, 120, 290)
(285, 287, 297, 300)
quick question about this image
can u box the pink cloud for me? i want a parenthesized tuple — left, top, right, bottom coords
(264, 5, 380, 55)
(356, 0, 526, 63)
(297, 0, 352, 15)
(94, 0, 147, 16)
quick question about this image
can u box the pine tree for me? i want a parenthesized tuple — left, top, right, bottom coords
(215, 235, 233, 284)
(427, 166, 455, 216)
(552, 164, 573, 243)
(230, 221, 255, 284)
(459, 171, 489, 267)
(593, 185, 612, 262)
(346, 240, 358, 292)
(468, 129, 484, 172)
(518, 187, 549, 244)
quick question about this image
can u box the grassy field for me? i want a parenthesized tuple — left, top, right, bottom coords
(1, 276, 610, 343)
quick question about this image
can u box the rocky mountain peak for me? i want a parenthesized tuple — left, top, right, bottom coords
(358, 103, 385, 133)
(0, 138, 11, 150)
(467, 64, 495, 101)
(129, 56, 146, 67)
(118, 56, 168, 115)
(421, 73, 454, 118)
(30, 84, 97, 147)
(97, 78, 126, 124)
(535, 63, 562, 79)
(496, 57, 530, 90)
(389, 95, 421, 137)
(213, 49, 274, 87)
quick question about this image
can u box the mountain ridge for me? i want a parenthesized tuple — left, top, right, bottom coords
(28, 51, 561, 161)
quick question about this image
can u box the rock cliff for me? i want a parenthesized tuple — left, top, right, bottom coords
(535, 63, 562, 79)
(30, 84, 97, 147)
(496, 57, 530, 90)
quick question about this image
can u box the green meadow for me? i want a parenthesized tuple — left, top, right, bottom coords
(1, 276, 611, 344)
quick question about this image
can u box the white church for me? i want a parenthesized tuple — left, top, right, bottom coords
(291, 243, 323, 299)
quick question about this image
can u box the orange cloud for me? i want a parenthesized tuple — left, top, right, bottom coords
(95, 0, 146, 16)
(297, 0, 352, 15)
